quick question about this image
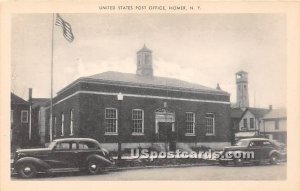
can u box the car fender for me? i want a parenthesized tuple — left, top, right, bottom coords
(15, 157, 50, 171)
(269, 150, 281, 157)
(86, 154, 114, 166)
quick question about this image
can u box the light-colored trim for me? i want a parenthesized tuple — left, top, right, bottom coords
(185, 133, 196, 136)
(53, 116, 57, 137)
(61, 113, 64, 136)
(21, 110, 28, 123)
(53, 90, 230, 107)
(104, 133, 118, 136)
(57, 79, 229, 96)
(131, 133, 145, 136)
(70, 109, 74, 136)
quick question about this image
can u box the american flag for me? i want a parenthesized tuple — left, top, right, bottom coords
(55, 13, 74, 42)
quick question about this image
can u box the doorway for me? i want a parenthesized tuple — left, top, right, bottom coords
(158, 122, 176, 151)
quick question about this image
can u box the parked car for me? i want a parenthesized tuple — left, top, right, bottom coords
(218, 138, 286, 166)
(13, 138, 114, 178)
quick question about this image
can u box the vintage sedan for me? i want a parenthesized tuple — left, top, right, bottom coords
(218, 138, 286, 166)
(13, 138, 114, 178)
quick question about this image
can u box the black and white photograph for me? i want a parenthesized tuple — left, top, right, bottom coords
(1, 1, 300, 191)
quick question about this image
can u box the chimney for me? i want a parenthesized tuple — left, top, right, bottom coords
(269, 105, 273, 110)
(29, 88, 32, 103)
(216, 83, 221, 90)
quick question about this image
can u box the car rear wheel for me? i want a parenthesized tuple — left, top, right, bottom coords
(219, 161, 228, 166)
(234, 158, 243, 167)
(87, 161, 102, 175)
(18, 163, 37, 178)
(270, 154, 279, 165)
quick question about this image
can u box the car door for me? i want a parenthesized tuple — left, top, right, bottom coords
(74, 141, 101, 168)
(260, 140, 274, 160)
(248, 141, 263, 161)
(50, 141, 78, 169)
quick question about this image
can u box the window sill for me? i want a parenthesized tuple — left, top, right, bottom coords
(132, 133, 144, 136)
(205, 134, 215, 136)
(105, 133, 118, 136)
(185, 133, 195, 136)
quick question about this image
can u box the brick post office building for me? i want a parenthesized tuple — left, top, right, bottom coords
(46, 46, 232, 151)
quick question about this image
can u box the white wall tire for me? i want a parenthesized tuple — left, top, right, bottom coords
(87, 161, 102, 175)
(18, 163, 37, 178)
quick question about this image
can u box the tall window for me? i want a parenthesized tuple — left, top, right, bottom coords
(275, 120, 279, 130)
(70, 109, 74, 136)
(205, 113, 215, 136)
(185, 112, 195, 135)
(54, 116, 57, 137)
(21, 110, 28, 123)
(243, 118, 248, 129)
(250, 118, 254, 129)
(105, 108, 118, 134)
(132, 109, 144, 134)
(61, 113, 64, 136)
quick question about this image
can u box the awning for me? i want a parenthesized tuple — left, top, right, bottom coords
(235, 132, 256, 138)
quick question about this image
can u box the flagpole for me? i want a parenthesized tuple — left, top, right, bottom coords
(49, 13, 55, 142)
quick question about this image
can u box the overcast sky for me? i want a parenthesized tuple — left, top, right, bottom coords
(11, 13, 286, 108)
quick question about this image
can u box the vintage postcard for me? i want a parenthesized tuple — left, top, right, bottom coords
(1, 0, 300, 191)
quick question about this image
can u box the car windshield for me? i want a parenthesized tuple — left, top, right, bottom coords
(234, 139, 249, 147)
(48, 141, 57, 149)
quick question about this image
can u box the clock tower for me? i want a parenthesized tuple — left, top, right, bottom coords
(136, 45, 153, 77)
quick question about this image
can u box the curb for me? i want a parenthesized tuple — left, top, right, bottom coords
(11, 161, 219, 176)
(108, 161, 219, 172)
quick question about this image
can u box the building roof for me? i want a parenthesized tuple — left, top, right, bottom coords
(82, 71, 229, 95)
(137, 44, 152, 53)
(262, 108, 286, 119)
(236, 70, 248, 74)
(231, 108, 244, 118)
(32, 98, 50, 108)
(240, 107, 271, 119)
(11, 93, 28, 105)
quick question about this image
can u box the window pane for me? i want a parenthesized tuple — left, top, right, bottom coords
(78, 143, 89, 149)
(250, 118, 254, 129)
(132, 110, 143, 133)
(186, 113, 195, 134)
(21, 110, 28, 123)
(105, 108, 117, 133)
(206, 113, 215, 135)
(56, 142, 70, 150)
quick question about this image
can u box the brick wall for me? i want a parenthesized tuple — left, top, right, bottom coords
(46, 82, 231, 145)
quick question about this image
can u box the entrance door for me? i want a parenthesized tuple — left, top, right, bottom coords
(158, 122, 176, 151)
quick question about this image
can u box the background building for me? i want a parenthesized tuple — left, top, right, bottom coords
(235, 71, 249, 109)
(11, 93, 29, 151)
(260, 108, 287, 143)
(234, 107, 270, 141)
(45, 46, 232, 151)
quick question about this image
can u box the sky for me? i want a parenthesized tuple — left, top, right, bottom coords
(11, 13, 286, 108)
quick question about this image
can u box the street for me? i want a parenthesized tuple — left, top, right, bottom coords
(12, 163, 286, 181)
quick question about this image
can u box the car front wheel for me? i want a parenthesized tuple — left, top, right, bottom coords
(18, 163, 37, 178)
(87, 161, 102, 175)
